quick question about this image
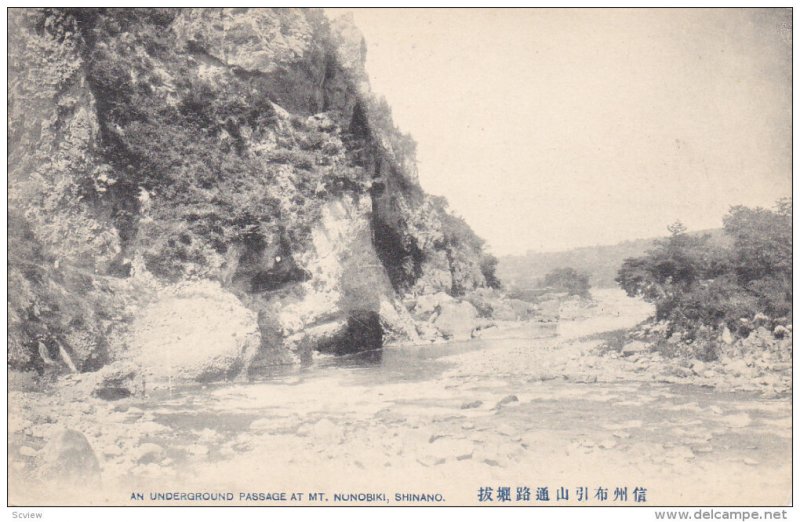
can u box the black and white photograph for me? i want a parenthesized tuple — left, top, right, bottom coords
(5, 6, 794, 512)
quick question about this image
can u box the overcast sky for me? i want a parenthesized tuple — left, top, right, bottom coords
(327, 8, 792, 256)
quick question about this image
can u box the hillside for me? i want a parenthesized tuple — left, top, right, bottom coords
(498, 229, 730, 291)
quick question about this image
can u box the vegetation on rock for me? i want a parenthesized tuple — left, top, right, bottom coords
(8, 8, 501, 378)
(615, 199, 791, 361)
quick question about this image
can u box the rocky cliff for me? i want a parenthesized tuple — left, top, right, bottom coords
(8, 8, 503, 383)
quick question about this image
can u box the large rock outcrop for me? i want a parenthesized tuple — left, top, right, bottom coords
(8, 8, 502, 382)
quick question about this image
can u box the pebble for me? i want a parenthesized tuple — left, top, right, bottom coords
(311, 418, 344, 444)
(416, 454, 446, 467)
(691, 361, 706, 376)
(123, 407, 145, 423)
(132, 462, 163, 477)
(249, 419, 271, 432)
(135, 421, 169, 436)
(18, 446, 38, 457)
(599, 439, 617, 449)
(219, 446, 236, 458)
(134, 443, 165, 464)
(494, 395, 519, 409)
(187, 444, 209, 456)
(496, 424, 517, 436)
(720, 413, 751, 428)
(761, 386, 781, 398)
(667, 447, 696, 460)
(672, 367, 691, 378)
(470, 434, 487, 444)
(194, 428, 220, 442)
(30, 424, 59, 439)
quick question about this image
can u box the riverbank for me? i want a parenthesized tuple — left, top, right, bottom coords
(8, 289, 791, 506)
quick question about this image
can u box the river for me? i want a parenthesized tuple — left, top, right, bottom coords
(8, 289, 791, 506)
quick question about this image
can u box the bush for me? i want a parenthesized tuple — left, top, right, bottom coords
(436, 200, 500, 294)
(480, 253, 502, 290)
(616, 201, 792, 340)
(541, 267, 591, 298)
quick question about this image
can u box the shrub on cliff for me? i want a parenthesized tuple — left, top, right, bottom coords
(9, 8, 504, 377)
(72, 8, 360, 283)
(436, 201, 502, 294)
(480, 253, 502, 290)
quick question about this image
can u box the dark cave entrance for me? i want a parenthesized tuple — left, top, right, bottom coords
(317, 311, 384, 356)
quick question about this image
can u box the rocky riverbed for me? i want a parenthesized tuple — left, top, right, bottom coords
(8, 289, 791, 506)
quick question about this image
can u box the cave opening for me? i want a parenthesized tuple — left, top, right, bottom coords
(318, 311, 384, 356)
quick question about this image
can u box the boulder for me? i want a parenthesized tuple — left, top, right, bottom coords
(721, 413, 751, 428)
(56, 359, 143, 401)
(131, 280, 261, 382)
(621, 341, 649, 356)
(504, 298, 539, 321)
(89, 360, 143, 400)
(723, 359, 753, 378)
(433, 300, 480, 341)
(462, 288, 538, 321)
(494, 395, 520, 410)
(409, 292, 454, 321)
(535, 297, 562, 322)
(691, 360, 706, 376)
(310, 418, 344, 444)
(721, 326, 734, 344)
(134, 443, 166, 464)
(415, 321, 445, 343)
(284, 319, 348, 358)
(377, 298, 421, 345)
(39, 429, 101, 485)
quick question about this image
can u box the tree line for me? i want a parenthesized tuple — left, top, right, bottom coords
(615, 199, 791, 340)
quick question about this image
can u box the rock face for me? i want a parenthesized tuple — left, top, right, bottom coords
(8, 8, 502, 382)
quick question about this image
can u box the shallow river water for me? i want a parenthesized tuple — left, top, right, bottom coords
(9, 290, 792, 506)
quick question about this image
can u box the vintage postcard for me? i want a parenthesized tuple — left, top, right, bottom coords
(6, 6, 793, 511)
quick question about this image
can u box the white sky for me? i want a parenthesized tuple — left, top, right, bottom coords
(327, 8, 792, 256)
